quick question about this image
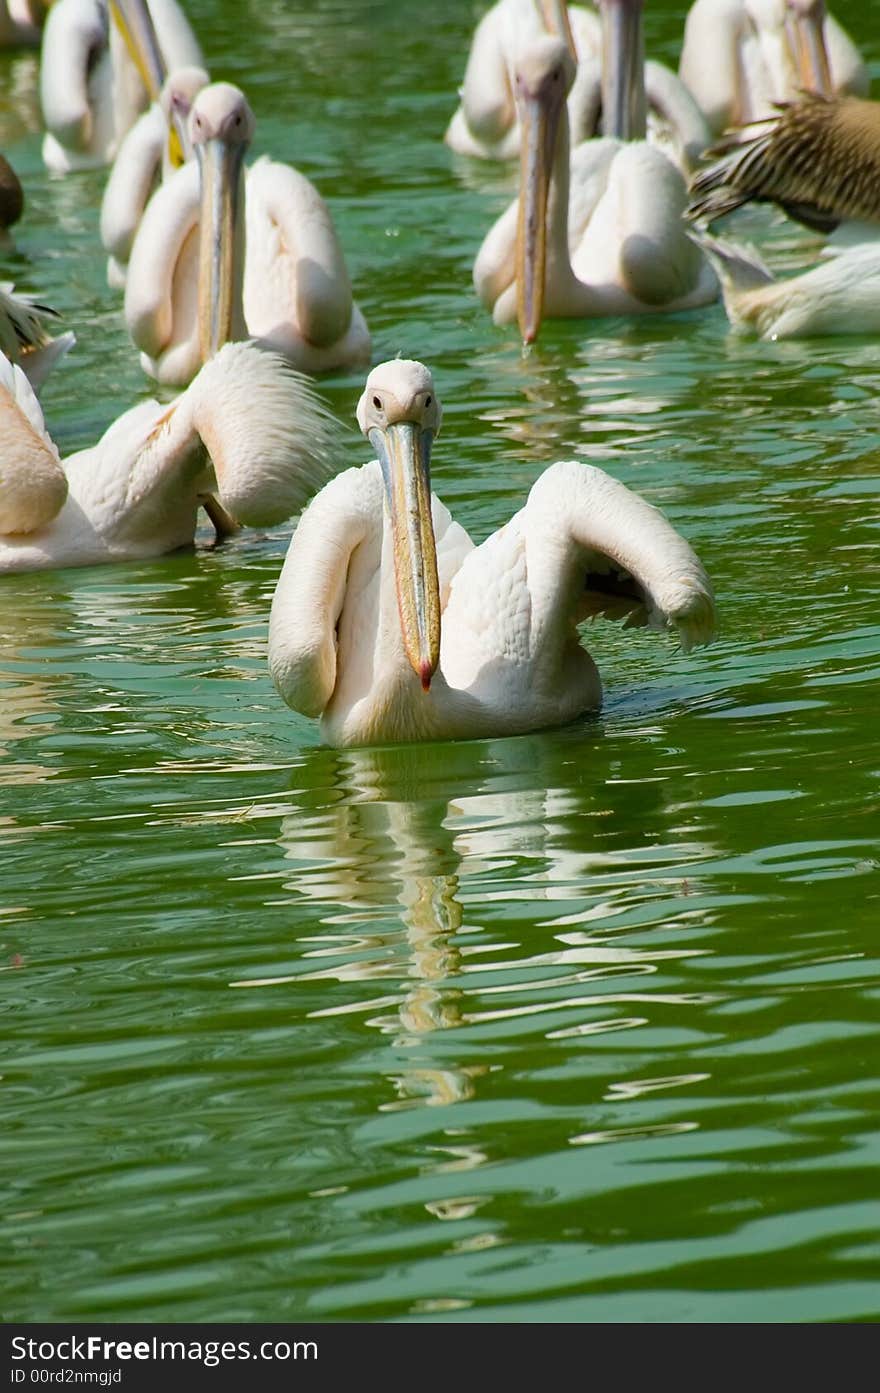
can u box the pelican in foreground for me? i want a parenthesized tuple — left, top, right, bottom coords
(0, 340, 338, 574)
(688, 91, 880, 236)
(678, 0, 867, 138)
(268, 360, 715, 748)
(689, 231, 880, 338)
(40, 0, 203, 173)
(475, 13, 716, 342)
(100, 63, 209, 287)
(446, 0, 709, 173)
(125, 82, 369, 386)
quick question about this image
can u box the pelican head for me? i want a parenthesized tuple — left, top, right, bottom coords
(357, 360, 442, 691)
(189, 82, 255, 364)
(786, 0, 832, 94)
(160, 65, 210, 174)
(598, 0, 647, 141)
(513, 35, 576, 343)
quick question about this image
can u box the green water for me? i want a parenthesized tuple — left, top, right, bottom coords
(2, 0, 879, 1323)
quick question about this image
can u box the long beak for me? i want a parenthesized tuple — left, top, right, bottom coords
(545, 0, 577, 61)
(370, 421, 441, 691)
(790, 2, 832, 95)
(167, 108, 189, 171)
(600, 0, 646, 141)
(196, 137, 246, 363)
(516, 88, 560, 344)
(108, 0, 166, 102)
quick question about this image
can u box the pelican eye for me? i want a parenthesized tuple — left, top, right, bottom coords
(425, 396, 432, 407)
(372, 395, 382, 410)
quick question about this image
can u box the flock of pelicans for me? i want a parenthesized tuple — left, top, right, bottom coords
(0, 0, 873, 747)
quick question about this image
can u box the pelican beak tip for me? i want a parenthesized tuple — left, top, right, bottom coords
(420, 661, 434, 692)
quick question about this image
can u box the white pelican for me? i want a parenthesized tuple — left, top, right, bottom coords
(268, 360, 715, 748)
(0, 0, 48, 47)
(100, 63, 209, 288)
(678, 0, 867, 138)
(688, 91, 880, 236)
(474, 19, 716, 342)
(40, 0, 203, 173)
(446, 0, 710, 173)
(0, 340, 338, 574)
(124, 82, 370, 386)
(446, 0, 598, 160)
(689, 231, 880, 338)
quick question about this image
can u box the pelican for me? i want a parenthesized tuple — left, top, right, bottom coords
(124, 82, 369, 386)
(40, 0, 203, 173)
(0, 0, 49, 47)
(0, 340, 338, 574)
(688, 231, 880, 338)
(446, 0, 710, 173)
(688, 91, 880, 236)
(678, 0, 867, 138)
(446, 0, 600, 159)
(268, 360, 715, 748)
(474, 16, 716, 342)
(100, 63, 209, 288)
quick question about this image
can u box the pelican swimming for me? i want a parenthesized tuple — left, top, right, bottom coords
(39, 0, 203, 173)
(688, 230, 880, 338)
(474, 16, 716, 342)
(678, 0, 867, 138)
(688, 91, 880, 236)
(446, 0, 600, 159)
(100, 63, 209, 288)
(446, 0, 710, 173)
(268, 359, 715, 748)
(0, 340, 338, 574)
(124, 81, 370, 386)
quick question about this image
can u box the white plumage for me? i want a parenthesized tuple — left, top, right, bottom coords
(693, 232, 880, 339)
(0, 351, 67, 534)
(446, 0, 709, 173)
(124, 83, 369, 386)
(0, 340, 338, 573)
(474, 34, 716, 342)
(100, 64, 209, 288)
(679, 0, 867, 137)
(39, 0, 203, 173)
(268, 359, 715, 748)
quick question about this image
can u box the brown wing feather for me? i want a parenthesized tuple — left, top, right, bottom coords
(687, 94, 880, 230)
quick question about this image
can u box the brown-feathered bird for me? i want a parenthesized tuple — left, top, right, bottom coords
(0, 153, 23, 234)
(687, 92, 880, 234)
